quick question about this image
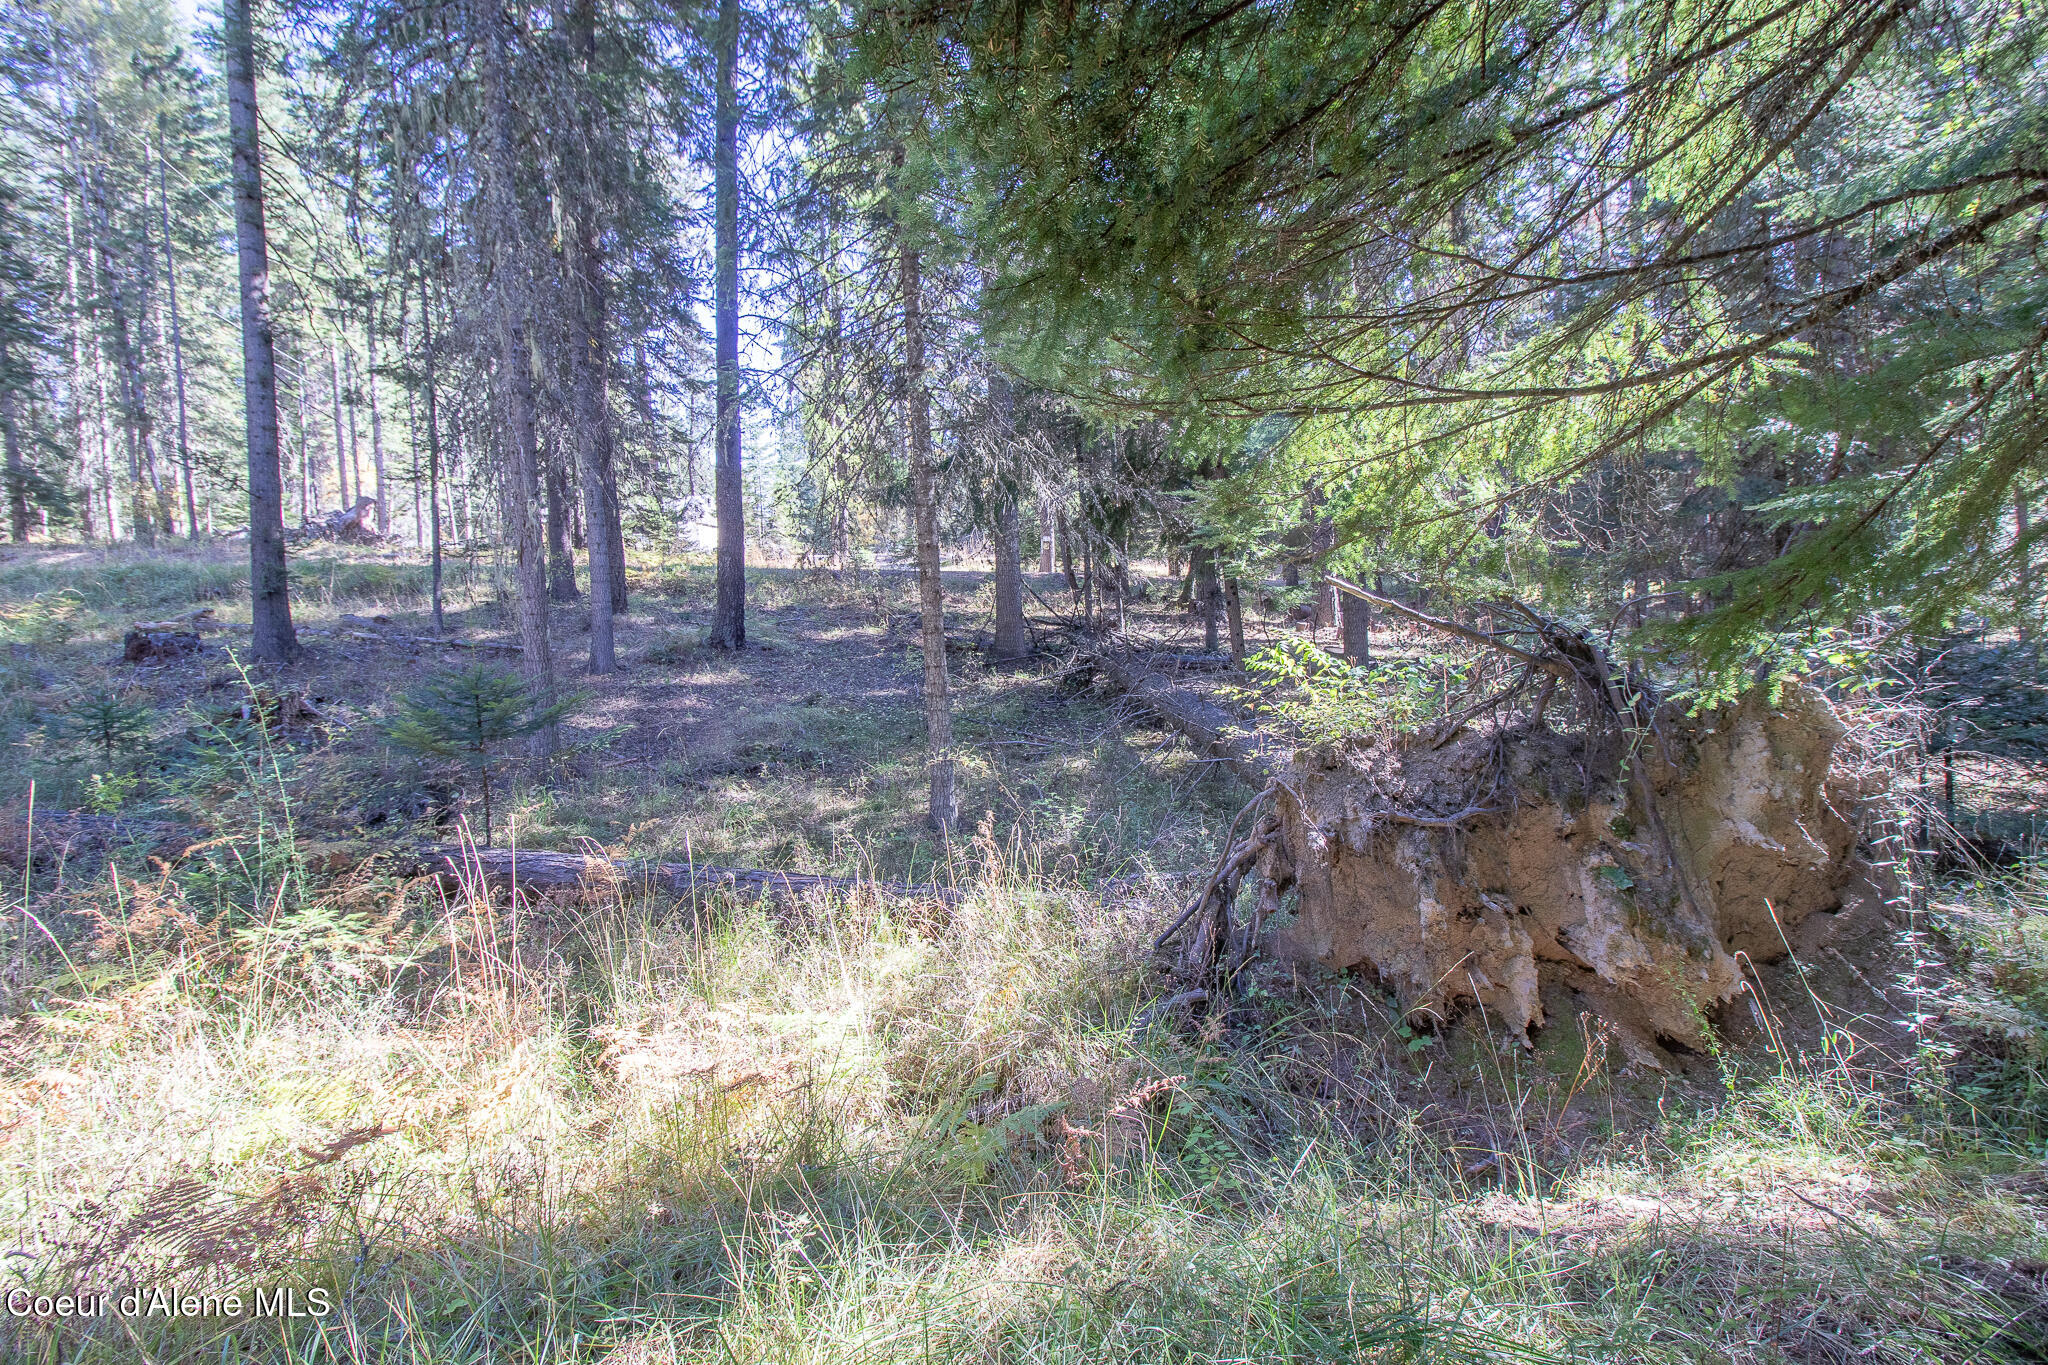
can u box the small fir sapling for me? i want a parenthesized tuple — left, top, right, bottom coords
(58, 689, 155, 766)
(384, 664, 579, 844)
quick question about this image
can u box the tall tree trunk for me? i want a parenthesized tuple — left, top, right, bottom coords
(1224, 576, 1246, 665)
(62, 187, 90, 540)
(0, 338, 24, 542)
(900, 195, 955, 832)
(347, 350, 365, 513)
(1081, 531, 1095, 632)
(330, 342, 349, 511)
(364, 309, 388, 534)
(136, 237, 177, 537)
(2020, 486, 2035, 646)
(225, 0, 296, 660)
(569, 300, 617, 666)
(545, 451, 579, 601)
(88, 290, 119, 542)
(707, 0, 745, 648)
(157, 132, 199, 541)
(556, 4, 620, 673)
(988, 373, 1028, 661)
(294, 370, 311, 523)
(1193, 546, 1221, 652)
(84, 158, 154, 546)
(1057, 509, 1078, 594)
(480, 3, 557, 757)
(407, 387, 422, 548)
(603, 452, 627, 612)
(419, 273, 446, 633)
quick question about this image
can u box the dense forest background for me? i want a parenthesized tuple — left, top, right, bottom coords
(2, 0, 2042, 702)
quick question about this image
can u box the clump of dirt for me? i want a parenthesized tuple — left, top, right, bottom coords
(1263, 682, 1867, 1060)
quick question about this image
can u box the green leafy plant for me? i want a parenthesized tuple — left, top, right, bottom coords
(81, 769, 141, 814)
(1225, 639, 1463, 745)
(383, 664, 581, 844)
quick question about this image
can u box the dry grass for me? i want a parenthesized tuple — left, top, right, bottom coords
(0, 545, 2042, 1363)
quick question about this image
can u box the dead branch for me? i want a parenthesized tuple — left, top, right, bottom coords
(1153, 783, 1278, 950)
(1088, 649, 1278, 785)
(1326, 577, 1567, 677)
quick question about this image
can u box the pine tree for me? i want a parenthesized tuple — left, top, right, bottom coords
(385, 664, 580, 846)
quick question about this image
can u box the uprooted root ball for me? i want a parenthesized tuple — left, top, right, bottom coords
(1261, 682, 1872, 1062)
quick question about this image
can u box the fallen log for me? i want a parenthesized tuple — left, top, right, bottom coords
(405, 635, 523, 654)
(0, 812, 955, 906)
(1141, 652, 1236, 671)
(418, 846, 959, 905)
(132, 607, 220, 634)
(1088, 649, 1275, 785)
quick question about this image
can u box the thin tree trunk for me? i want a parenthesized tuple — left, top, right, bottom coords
(294, 370, 311, 523)
(331, 342, 349, 511)
(136, 235, 176, 537)
(0, 338, 24, 542)
(555, 5, 620, 671)
(708, 0, 745, 648)
(62, 186, 90, 540)
(364, 308, 388, 534)
(2020, 486, 2035, 646)
(1193, 546, 1221, 652)
(157, 132, 199, 541)
(346, 351, 364, 513)
(1224, 576, 1246, 665)
(225, 0, 296, 660)
(85, 156, 154, 546)
(407, 386, 422, 548)
(988, 374, 1027, 661)
(1057, 509, 1078, 594)
(90, 304, 118, 541)
(569, 284, 617, 667)
(545, 451, 579, 601)
(900, 178, 955, 832)
(419, 272, 446, 633)
(1081, 531, 1095, 631)
(480, 1, 557, 757)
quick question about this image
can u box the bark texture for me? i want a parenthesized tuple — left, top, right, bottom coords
(158, 137, 199, 541)
(901, 227, 956, 832)
(224, 0, 296, 661)
(989, 373, 1029, 661)
(707, 0, 746, 649)
(479, 3, 557, 756)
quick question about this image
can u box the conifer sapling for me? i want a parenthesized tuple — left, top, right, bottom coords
(384, 664, 579, 844)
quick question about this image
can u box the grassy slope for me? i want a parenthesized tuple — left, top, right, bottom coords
(0, 544, 2043, 1363)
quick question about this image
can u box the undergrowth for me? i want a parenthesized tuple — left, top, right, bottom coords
(0, 554, 2043, 1363)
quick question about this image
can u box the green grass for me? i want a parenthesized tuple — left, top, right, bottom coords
(0, 544, 2045, 1363)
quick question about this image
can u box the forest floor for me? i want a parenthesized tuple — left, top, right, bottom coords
(0, 541, 2045, 1363)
